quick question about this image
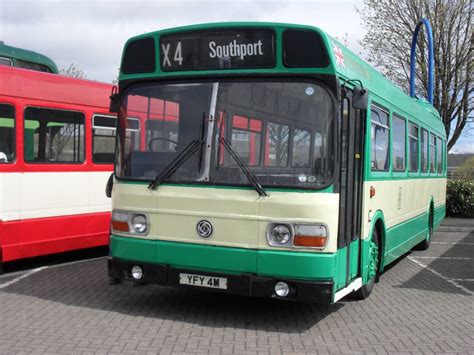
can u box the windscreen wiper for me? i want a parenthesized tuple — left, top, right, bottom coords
(218, 137, 268, 197)
(148, 140, 201, 190)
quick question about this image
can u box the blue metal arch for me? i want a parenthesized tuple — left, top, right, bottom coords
(410, 18, 434, 104)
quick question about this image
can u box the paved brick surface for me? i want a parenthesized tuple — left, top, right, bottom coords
(0, 221, 473, 354)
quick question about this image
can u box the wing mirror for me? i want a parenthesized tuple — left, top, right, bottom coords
(352, 87, 368, 110)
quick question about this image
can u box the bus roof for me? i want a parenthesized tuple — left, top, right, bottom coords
(119, 22, 444, 136)
(0, 65, 112, 109)
(0, 42, 59, 74)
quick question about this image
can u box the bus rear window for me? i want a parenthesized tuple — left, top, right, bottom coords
(0, 103, 15, 163)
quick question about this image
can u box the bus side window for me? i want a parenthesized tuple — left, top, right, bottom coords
(408, 122, 419, 173)
(429, 133, 436, 173)
(0, 57, 13, 66)
(0, 103, 15, 163)
(24, 107, 85, 163)
(392, 114, 406, 172)
(420, 128, 429, 172)
(370, 105, 389, 171)
(437, 136, 443, 174)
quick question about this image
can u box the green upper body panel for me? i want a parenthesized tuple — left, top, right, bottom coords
(118, 22, 445, 138)
(0, 43, 58, 74)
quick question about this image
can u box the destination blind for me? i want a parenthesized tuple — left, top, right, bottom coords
(160, 29, 275, 71)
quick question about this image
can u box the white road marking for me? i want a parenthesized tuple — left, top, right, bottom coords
(408, 257, 474, 296)
(0, 256, 106, 289)
(0, 267, 48, 289)
(450, 279, 474, 282)
(44, 256, 106, 270)
(412, 256, 472, 260)
(431, 242, 474, 246)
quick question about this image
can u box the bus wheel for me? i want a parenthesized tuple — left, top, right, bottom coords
(355, 229, 379, 300)
(416, 209, 433, 251)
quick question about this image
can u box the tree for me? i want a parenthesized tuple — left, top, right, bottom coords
(358, 0, 472, 151)
(59, 63, 86, 79)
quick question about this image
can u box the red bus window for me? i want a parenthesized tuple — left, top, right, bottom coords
(0, 103, 15, 163)
(24, 107, 85, 163)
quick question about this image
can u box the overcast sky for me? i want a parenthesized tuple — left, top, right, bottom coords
(0, 0, 472, 153)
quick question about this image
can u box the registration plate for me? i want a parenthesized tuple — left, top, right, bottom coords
(179, 273, 227, 290)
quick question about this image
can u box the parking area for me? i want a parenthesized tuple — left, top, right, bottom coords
(0, 219, 472, 354)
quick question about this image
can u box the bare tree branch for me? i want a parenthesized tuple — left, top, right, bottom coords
(358, 0, 472, 151)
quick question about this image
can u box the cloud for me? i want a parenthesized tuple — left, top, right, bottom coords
(1, 0, 364, 82)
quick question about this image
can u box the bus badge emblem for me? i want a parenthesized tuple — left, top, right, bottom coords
(196, 220, 213, 238)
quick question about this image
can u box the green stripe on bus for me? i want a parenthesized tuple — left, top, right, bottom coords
(384, 204, 445, 265)
(110, 235, 338, 280)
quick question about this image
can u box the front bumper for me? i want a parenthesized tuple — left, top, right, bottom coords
(108, 257, 334, 303)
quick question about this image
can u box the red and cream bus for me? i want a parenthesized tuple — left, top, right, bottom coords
(0, 66, 121, 270)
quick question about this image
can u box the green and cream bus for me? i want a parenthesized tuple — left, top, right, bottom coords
(107, 22, 446, 303)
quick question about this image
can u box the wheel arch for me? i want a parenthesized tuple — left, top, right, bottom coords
(364, 210, 386, 278)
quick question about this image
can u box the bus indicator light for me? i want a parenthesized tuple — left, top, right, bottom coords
(293, 224, 328, 248)
(112, 220, 129, 233)
(293, 235, 327, 248)
(370, 186, 376, 198)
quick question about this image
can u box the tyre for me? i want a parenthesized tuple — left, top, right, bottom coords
(354, 228, 380, 300)
(415, 208, 433, 251)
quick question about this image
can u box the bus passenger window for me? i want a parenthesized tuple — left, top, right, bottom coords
(0, 103, 15, 163)
(392, 115, 406, 172)
(437, 137, 443, 174)
(24, 107, 85, 163)
(292, 129, 311, 168)
(420, 128, 428, 172)
(230, 115, 262, 166)
(265, 122, 289, 167)
(429, 133, 436, 173)
(370, 105, 389, 171)
(408, 123, 419, 172)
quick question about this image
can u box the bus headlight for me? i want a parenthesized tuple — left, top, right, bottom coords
(112, 210, 149, 235)
(267, 224, 292, 246)
(293, 224, 328, 248)
(131, 214, 148, 234)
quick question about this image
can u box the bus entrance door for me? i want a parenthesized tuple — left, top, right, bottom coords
(338, 89, 365, 288)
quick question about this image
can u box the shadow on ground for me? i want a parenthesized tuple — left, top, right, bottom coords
(397, 231, 473, 295)
(1, 257, 342, 332)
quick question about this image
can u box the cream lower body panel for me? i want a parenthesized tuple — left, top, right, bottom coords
(113, 183, 341, 253)
(361, 178, 447, 239)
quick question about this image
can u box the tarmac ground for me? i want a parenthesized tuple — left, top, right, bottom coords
(0, 218, 472, 354)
